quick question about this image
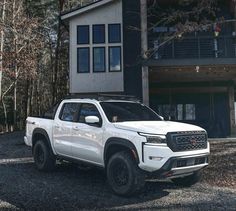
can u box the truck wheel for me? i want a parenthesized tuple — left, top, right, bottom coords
(106, 151, 145, 196)
(33, 140, 56, 171)
(171, 171, 201, 187)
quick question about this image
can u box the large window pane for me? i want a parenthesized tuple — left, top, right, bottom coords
(108, 24, 121, 43)
(185, 104, 196, 120)
(109, 47, 121, 72)
(93, 25, 105, 44)
(93, 47, 105, 72)
(79, 103, 101, 123)
(77, 48, 89, 73)
(177, 104, 183, 120)
(77, 25, 89, 44)
(60, 103, 80, 122)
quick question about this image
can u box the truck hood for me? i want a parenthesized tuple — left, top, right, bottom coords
(113, 121, 205, 135)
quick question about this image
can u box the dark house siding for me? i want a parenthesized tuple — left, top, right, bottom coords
(122, 0, 143, 100)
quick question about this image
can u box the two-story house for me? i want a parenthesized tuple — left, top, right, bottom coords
(61, 0, 236, 138)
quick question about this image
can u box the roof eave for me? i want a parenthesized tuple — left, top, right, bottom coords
(61, 0, 116, 20)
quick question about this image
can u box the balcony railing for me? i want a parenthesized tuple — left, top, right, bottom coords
(150, 35, 236, 60)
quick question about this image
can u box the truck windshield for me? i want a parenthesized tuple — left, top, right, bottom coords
(100, 102, 162, 122)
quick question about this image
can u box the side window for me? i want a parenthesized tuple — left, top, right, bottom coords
(77, 48, 90, 73)
(79, 103, 101, 124)
(108, 24, 121, 43)
(77, 25, 89, 44)
(60, 103, 80, 122)
(93, 24, 105, 44)
(43, 101, 61, 119)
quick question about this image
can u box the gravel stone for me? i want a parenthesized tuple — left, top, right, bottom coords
(0, 132, 235, 211)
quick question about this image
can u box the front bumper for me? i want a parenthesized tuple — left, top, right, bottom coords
(138, 142, 210, 177)
(147, 154, 208, 179)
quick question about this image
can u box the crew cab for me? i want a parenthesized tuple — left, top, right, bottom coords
(24, 96, 210, 196)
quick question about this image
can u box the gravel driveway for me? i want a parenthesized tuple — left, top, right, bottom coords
(0, 132, 235, 211)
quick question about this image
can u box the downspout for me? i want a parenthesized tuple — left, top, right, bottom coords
(140, 0, 149, 105)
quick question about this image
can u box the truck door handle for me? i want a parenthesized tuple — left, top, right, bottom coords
(73, 126, 80, 131)
(55, 125, 60, 129)
(27, 121, 36, 125)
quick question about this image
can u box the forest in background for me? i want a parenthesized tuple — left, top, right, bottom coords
(0, 0, 95, 132)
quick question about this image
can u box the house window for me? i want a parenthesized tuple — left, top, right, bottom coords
(93, 47, 105, 72)
(77, 48, 90, 73)
(109, 47, 121, 72)
(157, 104, 196, 121)
(177, 104, 183, 120)
(185, 104, 196, 120)
(108, 24, 121, 43)
(77, 25, 89, 44)
(93, 25, 105, 44)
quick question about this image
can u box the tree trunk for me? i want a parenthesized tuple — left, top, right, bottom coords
(0, 0, 6, 100)
(13, 0, 18, 130)
(52, 0, 65, 104)
(1, 99, 8, 132)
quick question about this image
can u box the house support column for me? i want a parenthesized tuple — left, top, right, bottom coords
(228, 85, 236, 136)
(140, 0, 149, 105)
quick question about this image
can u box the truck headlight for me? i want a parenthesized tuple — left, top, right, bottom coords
(138, 133, 166, 144)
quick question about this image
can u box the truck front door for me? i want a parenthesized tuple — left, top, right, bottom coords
(71, 103, 104, 165)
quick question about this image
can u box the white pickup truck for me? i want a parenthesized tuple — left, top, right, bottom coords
(24, 96, 210, 196)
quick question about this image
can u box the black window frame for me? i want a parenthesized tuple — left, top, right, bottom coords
(77, 25, 90, 45)
(108, 24, 121, 43)
(77, 47, 90, 73)
(59, 103, 81, 122)
(92, 24, 105, 44)
(93, 47, 106, 73)
(108, 46, 122, 72)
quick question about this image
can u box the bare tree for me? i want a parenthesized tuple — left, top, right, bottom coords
(0, 0, 6, 100)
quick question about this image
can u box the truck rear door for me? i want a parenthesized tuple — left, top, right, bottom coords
(53, 102, 80, 157)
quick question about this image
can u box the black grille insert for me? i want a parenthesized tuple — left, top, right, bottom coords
(167, 131, 207, 152)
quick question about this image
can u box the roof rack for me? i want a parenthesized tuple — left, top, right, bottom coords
(98, 94, 140, 102)
(64, 93, 140, 102)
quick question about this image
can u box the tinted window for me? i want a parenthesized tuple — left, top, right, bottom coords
(77, 25, 89, 44)
(79, 104, 101, 123)
(108, 24, 121, 43)
(93, 25, 105, 44)
(100, 102, 162, 122)
(43, 102, 61, 119)
(60, 103, 80, 122)
(77, 48, 90, 73)
(109, 47, 121, 72)
(93, 47, 105, 72)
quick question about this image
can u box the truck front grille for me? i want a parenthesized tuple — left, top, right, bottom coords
(166, 131, 207, 152)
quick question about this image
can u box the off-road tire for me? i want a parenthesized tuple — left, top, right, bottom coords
(172, 171, 201, 187)
(33, 140, 56, 171)
(106, 151, 145, 196)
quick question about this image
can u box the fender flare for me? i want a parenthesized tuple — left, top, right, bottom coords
(104, 137, 140, 164)
(32, 128, 55, 154)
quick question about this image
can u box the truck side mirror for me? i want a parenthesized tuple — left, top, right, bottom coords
(159, 116, 164, 121)
(85, 116, 100, 125)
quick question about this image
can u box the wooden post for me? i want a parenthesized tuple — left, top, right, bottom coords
(140, 0, 149, 105)
(228, 85, 236, 136)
